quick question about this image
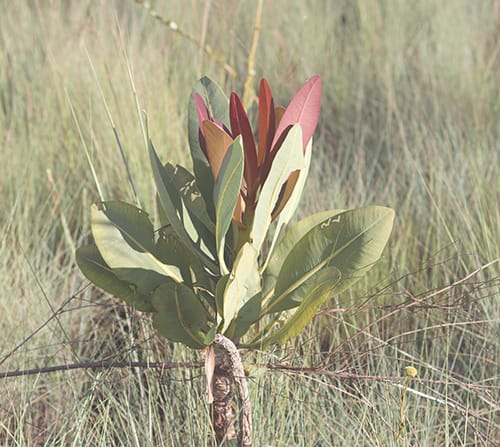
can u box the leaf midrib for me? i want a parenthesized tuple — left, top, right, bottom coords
(263, 210, 391, 315)
(95, 206, 183, 283)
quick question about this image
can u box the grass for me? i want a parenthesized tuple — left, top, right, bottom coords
(1, 0, 499, 445)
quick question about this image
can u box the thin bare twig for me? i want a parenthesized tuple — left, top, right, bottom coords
(0, 360, 203, 379)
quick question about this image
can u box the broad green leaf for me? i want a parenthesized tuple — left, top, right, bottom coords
(149, 142, 218, 272)
(264, 206, 394, 315)
(213, 136, 244, 274)
(252, 124, 305, 253)
(220, 243, 262, 334)
(91, 201, 183, 283)
(76, 244, 154, 312)
(262, 209, 345, 297)
(262, 138, 312, 270)
(188, 77, 230, 218)
(113, 267, 174, 297)
(156, 225, 214, 300)
(152, 282, 212, 349)
(245, 266, 341, 348)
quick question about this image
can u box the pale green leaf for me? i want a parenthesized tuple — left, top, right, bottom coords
(262, 138, 312, 270)
(220, 243, 262, 334)
(213, 136, 244, 274)
(91, 201, 183, 283)
(252, 124, 305, 253)
(76, 244, 154, 312)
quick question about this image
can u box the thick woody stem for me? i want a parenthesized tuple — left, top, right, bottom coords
(213, 334, 252, 446)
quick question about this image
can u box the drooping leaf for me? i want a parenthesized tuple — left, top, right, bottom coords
(213, 136, 244, 274)
(264, 206, 395, 315)
(76, 244, 154, 312)
(245, 266, 341, 348)
(91, 201, 183, 283)
(229, 93, 258, 201)
(152, 282, 212, 349)
(149, 142, 218, 272)
(271, 76, 322, 151)
(252, 124, 305, 253)
(220, 243, 262, 334)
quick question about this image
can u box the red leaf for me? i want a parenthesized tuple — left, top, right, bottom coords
(257, 79, 275, 167)
(271, 75, 322, 152)
(229, 93, 258, 202)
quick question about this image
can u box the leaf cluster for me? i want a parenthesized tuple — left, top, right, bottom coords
(77, 77, 394, 349)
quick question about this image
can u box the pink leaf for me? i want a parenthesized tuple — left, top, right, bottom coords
(194, 93, 210, 137)
(271, 75, 322, 152)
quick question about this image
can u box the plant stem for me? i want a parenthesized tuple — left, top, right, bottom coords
(212, 334, 252, 446)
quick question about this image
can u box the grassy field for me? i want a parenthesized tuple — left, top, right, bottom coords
(0, 0, 499, 445)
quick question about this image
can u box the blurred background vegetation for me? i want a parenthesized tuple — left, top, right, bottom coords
(0, 1, 498, 445)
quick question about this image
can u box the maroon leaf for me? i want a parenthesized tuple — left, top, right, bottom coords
(271, 75, 322, 152)
(257, 79, 275, 167)
(229, 93, 258, 202)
